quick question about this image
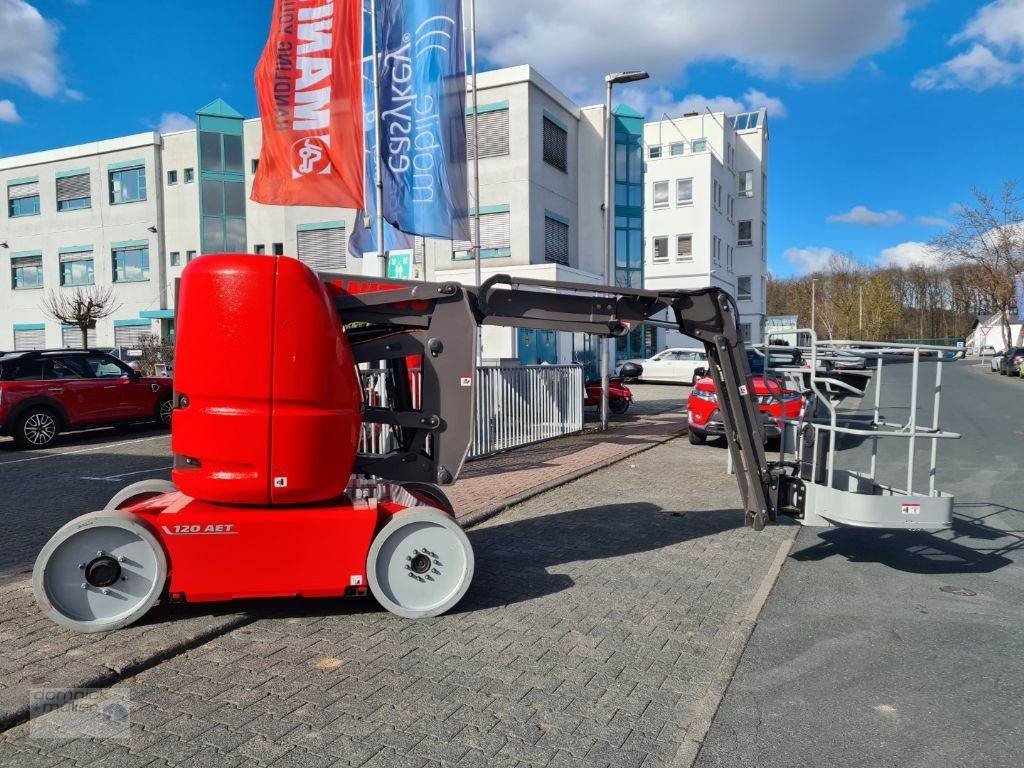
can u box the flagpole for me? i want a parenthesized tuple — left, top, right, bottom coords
(369, 0, 388, 277)
(468, 0, 483, 365)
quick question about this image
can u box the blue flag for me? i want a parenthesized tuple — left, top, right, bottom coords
(350, 42, 414, 260)
(378, 0, 469, 241)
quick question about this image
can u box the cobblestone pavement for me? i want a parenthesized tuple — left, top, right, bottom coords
(2, 437, 795, 768)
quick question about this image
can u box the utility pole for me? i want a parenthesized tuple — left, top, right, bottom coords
(811, 278, 817, 336)
(468, 0, 483, 365)
(369, 0, 387, 278)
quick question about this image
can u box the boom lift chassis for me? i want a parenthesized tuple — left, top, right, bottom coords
(29, 256, 817, 631)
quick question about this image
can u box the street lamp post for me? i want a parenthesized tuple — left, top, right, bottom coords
(811, 278, 818, 336)
(600, 70, 649, 431)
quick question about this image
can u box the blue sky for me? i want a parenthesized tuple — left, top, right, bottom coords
(1, 0, 1022, 277)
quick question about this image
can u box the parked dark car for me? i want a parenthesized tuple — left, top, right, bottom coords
(0, 349, 173, 449)
(998, 347, 1024, 376)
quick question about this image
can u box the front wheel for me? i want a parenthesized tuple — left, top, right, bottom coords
(609, 397, 630, 415)
(13, 408, 61, 449)
(688, 429, 706, 445)
(367, 507, 474, 619)
(155, 396, 173, 428)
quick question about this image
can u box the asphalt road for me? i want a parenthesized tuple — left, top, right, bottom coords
(696, 359, 1024, 768)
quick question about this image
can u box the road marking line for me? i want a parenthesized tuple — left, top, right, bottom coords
(0, 435, 168, 467)
(81, 465, 173, 482)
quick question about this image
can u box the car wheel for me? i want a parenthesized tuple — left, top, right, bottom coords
(688, 429, 706, 445)
(13, 408, 61, 449)
(155, 396, 173, 428)
(609, 397, 630, 415)
(1000, 368, 1007, 376)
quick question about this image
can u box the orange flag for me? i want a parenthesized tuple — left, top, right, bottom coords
(251, 0, 364, 209)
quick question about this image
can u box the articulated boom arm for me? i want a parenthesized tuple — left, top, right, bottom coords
(325, 272, 777, 530)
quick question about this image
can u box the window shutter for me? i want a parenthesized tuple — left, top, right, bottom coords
(466, 109, 509, 159)
(296, 227, 347, 272)
(8, 181, 39, 200)
(13, 328, 45, 351)
(56, 173, 90, 202)
(543, 118, 568, 171)
(544, 216, 569, 264)
(454, 211, 511, 254)
(114, 325, 151, 347)
(60, 250, 93, 264)
(62, 326, 98, 349)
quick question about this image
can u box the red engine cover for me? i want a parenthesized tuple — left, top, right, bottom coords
(172, 255, 363, 505)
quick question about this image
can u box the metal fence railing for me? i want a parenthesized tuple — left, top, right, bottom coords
(359, 364, 584, 462)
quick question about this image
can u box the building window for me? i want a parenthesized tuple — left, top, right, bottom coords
(676, 178, 693, 206)
(454, 210, 512, 260)
(62, 326, 98, 349)
(112, 246, 150, 282)
(676, 235, 692, 262)
(652, 180, 669, 208)
(712, 235, 721, 266)
(669, 142, 685, 156)
(727, 195, 734, 222)
(13, 327, 46, 351)
(739, 170, 753, 197)
(543, 215, 569, 264)
(738, 220, 752, 246)
(652, 236, 668, 264)
(184, 168, 195, 183)
(711, 179, 720, 210)
(254, 244, 265, 255)
(8, 181, 40, 217)
(251, 159, 259, 174)
(201, 179, 247, 253)
(56, 173, 91, 211)
(727, 245, 734, 270)
(170, 251, 181, 266)
(762, 172, 767, 212)
(739, 323, 752, 342)
(109, 166, 147, 204)
(727, 143, 734, 169)
(273, 243, 284, 256)
(648, 145, 662, 159)
(466, 107, 510, 159)
(11, 254, 43, 289)
(691, 138, 708, 153)
(737, 275, 752, 301)
(59, 251, 94, 286)
(762, 222, 767, 261)
(542, 117, 568, 172)
(167, 170, 178, 186)
(187, 250, 197, 262)
(296, 225, 347, 271)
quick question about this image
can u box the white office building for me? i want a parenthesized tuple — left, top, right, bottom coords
(642, 109, 769, 346)
(0, 67, 649, 371)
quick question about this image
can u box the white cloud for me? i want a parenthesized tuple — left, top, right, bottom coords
(782, 246, 842, 275)
(916, 215, 951, 227)
(0, 98, 19, 123)
(0, 0, 72, 98)
(620, 85, 786, 122)
(914, 1, 1024, 90)
(827, 205, 905, 226)
(876, 241, 937, 267)
(157, 112, 196, 133)
(478, 0, 926, 98)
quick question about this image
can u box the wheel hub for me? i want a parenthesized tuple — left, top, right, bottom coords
(409, 552, 432, 575)
(84, 555, 122, 588)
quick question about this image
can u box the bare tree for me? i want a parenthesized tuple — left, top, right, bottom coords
(931, 183, 1024, 349)
(41, 286, 122, 349)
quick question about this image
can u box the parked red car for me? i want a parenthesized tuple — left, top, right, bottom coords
(0, 350, 174, 449)
(686, 373, 803, 445)
(584, 377, 633, 415)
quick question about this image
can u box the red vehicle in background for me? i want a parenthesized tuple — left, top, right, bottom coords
(584, 377, 633, 415)
(0, 350, 174, 449)
(687, 373, 803, 445)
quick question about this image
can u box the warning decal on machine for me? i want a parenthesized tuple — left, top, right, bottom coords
(901, 503, 921, 516)
(460, 377, 472, 387)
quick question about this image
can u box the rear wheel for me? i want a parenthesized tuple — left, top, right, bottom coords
(609, 396, 630, 415)
(33, 511, 167, 633)
(13, 407, 61, 449)
(105, 479, 177, 511)
(688, 429, 706, 445)
(367, 507, 474, 619)
(155, 396, 173, 428)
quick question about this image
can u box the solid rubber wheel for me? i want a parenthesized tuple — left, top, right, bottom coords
(367, 507, 474, 619)
(33, 511, 167, 633)
(397, 482, 454, 514)
(688, 429, 706, 445)
(105, 479, 177, 511)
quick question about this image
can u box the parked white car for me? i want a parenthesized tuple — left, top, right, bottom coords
(619, 348, 709, 385)
(990, 352, 1005, 372)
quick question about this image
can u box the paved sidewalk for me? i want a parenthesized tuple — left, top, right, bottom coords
(0, 398, 686, 734)
(2, 438, 795, 768)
